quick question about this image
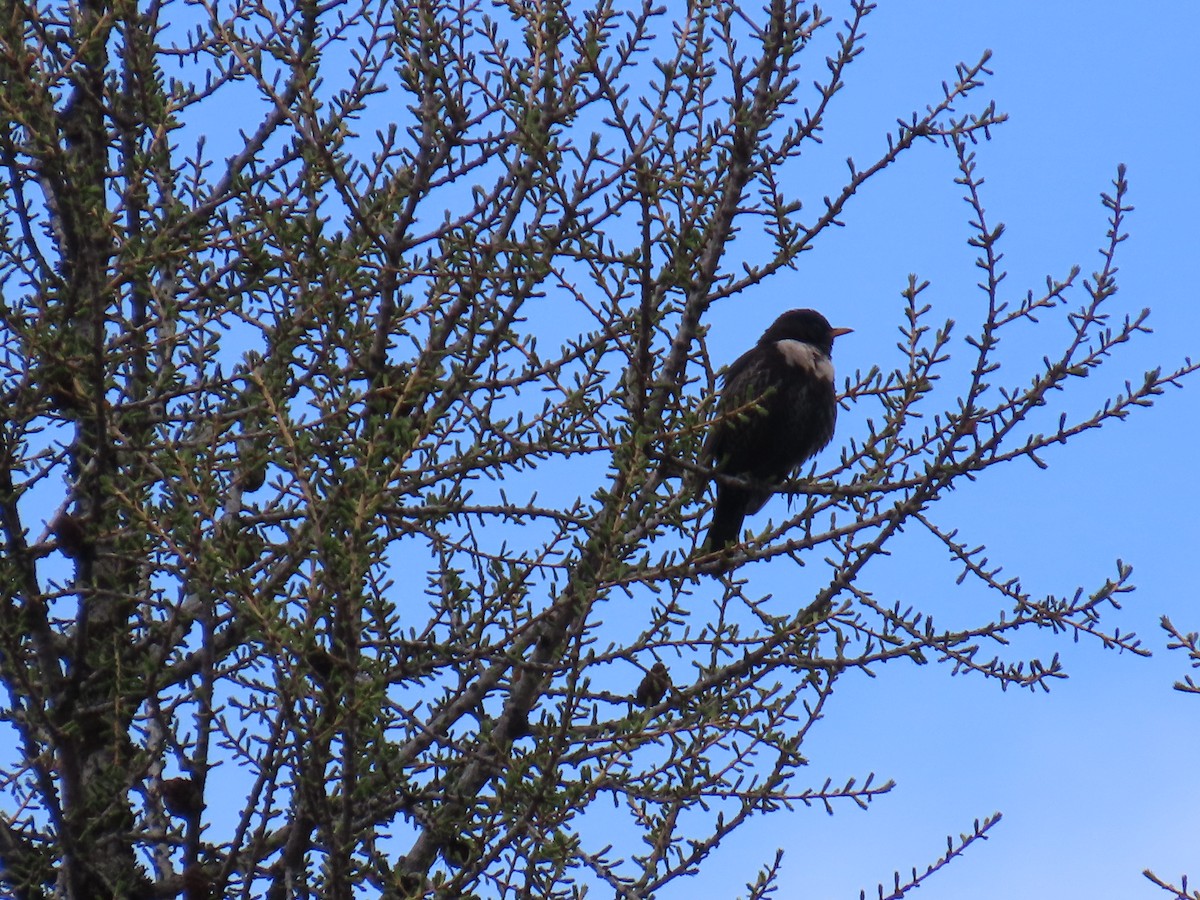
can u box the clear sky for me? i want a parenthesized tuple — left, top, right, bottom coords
(690, 3, 1200, 898)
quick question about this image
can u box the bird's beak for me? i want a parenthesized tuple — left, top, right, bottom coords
(830, 327, 853, 338)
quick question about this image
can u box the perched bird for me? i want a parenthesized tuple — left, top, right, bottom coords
(160, 776, 205, 820)
(703, 309, 851, 553)
(634, 662, 671, 708)
(50, 511, 89, 560)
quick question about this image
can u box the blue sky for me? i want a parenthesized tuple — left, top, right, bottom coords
(689, 3, 1200, 898)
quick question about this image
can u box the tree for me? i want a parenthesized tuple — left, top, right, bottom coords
(0, 0, 1192, 897)
(1142, 618, 1200, 900)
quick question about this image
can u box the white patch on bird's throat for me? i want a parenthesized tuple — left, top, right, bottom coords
(775, 340, 834, 381)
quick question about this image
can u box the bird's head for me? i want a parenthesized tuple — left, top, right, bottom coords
(760, 308, 852, 356)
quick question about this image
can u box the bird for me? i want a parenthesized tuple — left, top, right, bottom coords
(634, 662, 671, 708)
(160, 776, 204, 820)
(702, 308, 851, 553)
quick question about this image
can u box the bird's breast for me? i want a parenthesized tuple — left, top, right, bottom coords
(773, 340, 834, 382)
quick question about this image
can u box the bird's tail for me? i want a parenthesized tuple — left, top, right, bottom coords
(705, 486, 748, 553)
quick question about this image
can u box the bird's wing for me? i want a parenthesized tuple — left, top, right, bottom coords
(703, 348, 773, 465)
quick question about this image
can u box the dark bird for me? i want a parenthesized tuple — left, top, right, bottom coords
(50, 511, 89, 560)
(634, 662, 671, 708)
(703, 309, 851, 553)
(160, 776, 205, 820)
